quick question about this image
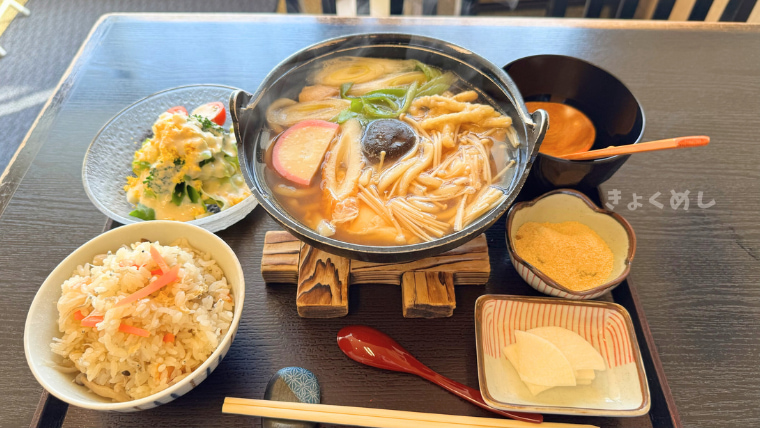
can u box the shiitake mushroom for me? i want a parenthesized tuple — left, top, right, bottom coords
(361, 119, 417, 164)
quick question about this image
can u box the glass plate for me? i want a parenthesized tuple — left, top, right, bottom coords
(82, 85, 257, 232)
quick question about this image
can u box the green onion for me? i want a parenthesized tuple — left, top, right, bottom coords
(340, 82, 354, 99)
(413, 60, 442, 81)
(416, 72, 457, 98)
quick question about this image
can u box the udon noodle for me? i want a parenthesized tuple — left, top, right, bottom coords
(264, 56, 518, 246)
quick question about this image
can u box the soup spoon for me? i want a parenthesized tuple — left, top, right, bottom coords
(558, 135, 709, 161)
(336, 325, 543, 424)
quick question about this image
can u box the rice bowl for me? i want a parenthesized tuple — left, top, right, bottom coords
(51, 240, 234, 402)
(24, 221, 244, 411)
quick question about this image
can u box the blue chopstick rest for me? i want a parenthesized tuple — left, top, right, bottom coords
(263, 367, 320, 428)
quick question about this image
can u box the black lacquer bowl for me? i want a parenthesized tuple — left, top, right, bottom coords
(504, 55, 645, 191)
(230, 33, 548, 263)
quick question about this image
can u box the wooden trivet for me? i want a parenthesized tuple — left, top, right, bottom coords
(261, 231, 491, 318)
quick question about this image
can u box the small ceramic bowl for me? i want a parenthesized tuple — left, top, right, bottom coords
(504, 55, 645, 191)
(24, 221, 245, 411)
(506, 189, 635, 299)
(474, 295, 650, 416)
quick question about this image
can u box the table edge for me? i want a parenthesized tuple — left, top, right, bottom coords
(0, 14, 114, 219)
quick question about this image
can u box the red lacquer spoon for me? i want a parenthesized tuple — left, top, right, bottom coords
(336, 325, 543, 424)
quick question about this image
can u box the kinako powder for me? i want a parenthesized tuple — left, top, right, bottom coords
(513, 221, 614, 291)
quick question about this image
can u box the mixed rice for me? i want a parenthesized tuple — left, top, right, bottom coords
(50, 239, 233, 401)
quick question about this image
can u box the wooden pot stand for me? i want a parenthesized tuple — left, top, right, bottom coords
(261, 231, 491, 318)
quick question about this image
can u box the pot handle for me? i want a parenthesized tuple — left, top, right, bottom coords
(527, 108, 549, 163)
(229, 90, 255, 146)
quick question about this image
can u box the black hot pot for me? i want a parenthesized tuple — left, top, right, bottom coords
(230, 33, 547, 263)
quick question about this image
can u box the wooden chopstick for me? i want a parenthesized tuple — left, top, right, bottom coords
(558, 135, 710, 160)
(222, 397, 599, 428)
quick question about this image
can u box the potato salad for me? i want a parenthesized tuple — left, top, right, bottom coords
(124, 103, 251, 221)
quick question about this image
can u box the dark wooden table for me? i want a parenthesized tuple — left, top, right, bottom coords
(2, 14, 759, 428)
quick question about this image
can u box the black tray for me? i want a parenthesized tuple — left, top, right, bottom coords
(32, 185, 680, 428)
(22, 14, 682, 428)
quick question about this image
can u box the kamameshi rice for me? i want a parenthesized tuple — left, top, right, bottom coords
(50, 239, 233, 401)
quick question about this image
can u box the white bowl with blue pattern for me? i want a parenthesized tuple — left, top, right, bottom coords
(24, 221, 245, 411)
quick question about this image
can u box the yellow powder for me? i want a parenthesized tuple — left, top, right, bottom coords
(513, 221, 614, 291)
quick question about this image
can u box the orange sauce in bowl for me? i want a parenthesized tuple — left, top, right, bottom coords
(525, 102, 596, 158)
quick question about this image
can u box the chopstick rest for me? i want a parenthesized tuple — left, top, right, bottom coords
(263, 367, 320, 428)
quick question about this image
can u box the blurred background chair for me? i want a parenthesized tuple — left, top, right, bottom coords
(279, 0, 760, 21)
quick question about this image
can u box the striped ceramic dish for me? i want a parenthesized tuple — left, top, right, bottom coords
(506, 189, 636, 300)
(475, 295, 650, 416)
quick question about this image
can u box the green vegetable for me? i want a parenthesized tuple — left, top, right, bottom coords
(199, 158, 214, 168)
(128, 203, 155, 220)
(415, 72, 457, 98)
(203, 197, 224, 209)
(224, 155, 240, 168)
(142, 169, 155, 186)
(132, 160, 151, 174)
(363, 103, 398, 119)
(340, 82, 353, 99)
(187, 185, 200, 203)
(334, 110, 362, 124)
(173, 158, 185, 166)
(361, 94, 400, 110)
(364, 88, 408, 97)
(172, 182, 186, 206)
(333, 70, 427, 122)
(413, 60, 442, 81)
(191, 114, 224, 134)
(221, 141, 238, 158)
(350, 98, 363, 113)
(398, 81, 419, 115)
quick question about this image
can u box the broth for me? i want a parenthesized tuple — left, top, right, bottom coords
(525, 102, 595, 157)
(263, 56, 518, 246)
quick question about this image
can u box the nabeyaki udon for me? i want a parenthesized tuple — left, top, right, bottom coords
(263, 56, 519, 246)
